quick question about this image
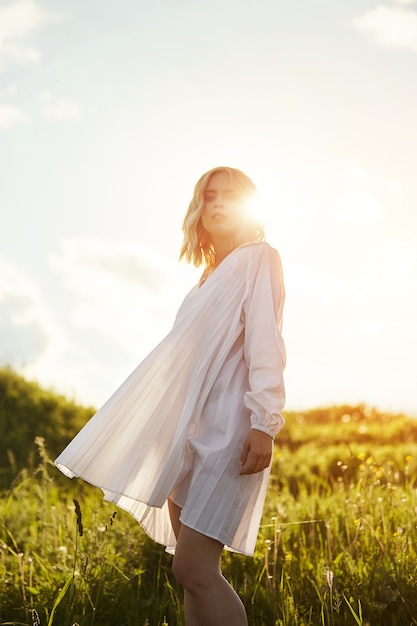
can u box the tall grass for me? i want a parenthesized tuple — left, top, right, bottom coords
(1, 408, 417, 625)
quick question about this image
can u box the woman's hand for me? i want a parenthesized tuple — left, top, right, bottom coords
(239, 429, 273, 475)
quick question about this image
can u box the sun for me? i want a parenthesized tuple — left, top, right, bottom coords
(247, 169, 313, 253)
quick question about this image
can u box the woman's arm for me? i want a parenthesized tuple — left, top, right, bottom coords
(241, 244, 286, 475)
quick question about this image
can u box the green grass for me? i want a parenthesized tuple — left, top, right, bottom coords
(1, 371, 417, 625)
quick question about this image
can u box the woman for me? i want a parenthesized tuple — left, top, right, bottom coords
(55, 166, 286, 626)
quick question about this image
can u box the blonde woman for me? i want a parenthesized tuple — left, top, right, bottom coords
(55, 166, 286, 626)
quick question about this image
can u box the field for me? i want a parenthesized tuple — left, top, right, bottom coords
(1, 368, 417, 625)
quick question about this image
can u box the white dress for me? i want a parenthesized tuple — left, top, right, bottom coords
(55, 241, 286, 556)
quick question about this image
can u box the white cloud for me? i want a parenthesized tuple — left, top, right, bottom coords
(49, 237, 195, 355)
(50, 238, 172, 291)
(36, 91, 84, 122)
(0, 255, 63, 367)
(0, 0, 63, 70)
(5, 84, 17, 96)
(37, 92, 83, 121)
(353, 5, 417, 51)
(35, 91, 51, 104)
(0, 103, 29, 129)
(43, 238, 198, 405)
(0, 252, 104, 405)
(0, 241, 198, 408)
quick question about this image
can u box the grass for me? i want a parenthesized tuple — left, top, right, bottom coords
(1, 407, 417, 625)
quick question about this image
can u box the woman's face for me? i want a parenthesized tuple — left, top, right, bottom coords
(200, 171, 244, 245)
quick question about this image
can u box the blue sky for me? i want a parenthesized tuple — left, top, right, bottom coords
(1, 0, 417, 414)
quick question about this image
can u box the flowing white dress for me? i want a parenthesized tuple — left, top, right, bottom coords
(55, 241, 286, 556)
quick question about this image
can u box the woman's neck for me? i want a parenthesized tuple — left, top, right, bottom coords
(212, 238, 235, 266)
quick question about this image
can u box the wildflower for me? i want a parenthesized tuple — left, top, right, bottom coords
(31, 608, 41, 626)
(324, 567, 334, 588)
(357, 452, 366, 460)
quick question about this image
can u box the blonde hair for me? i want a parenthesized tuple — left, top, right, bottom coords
(179, 166, 265, 268)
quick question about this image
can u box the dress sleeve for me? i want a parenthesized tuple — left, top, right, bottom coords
(243, 244, 286, 438)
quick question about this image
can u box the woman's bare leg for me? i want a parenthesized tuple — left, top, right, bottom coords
(168, 498, 182, 539)
(168, 499, 203, 626)
(168, 498, 248, 626)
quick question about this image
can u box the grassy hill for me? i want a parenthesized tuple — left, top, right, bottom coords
(0, 366, 94, 489)
(1, 367, 417, 625)
(3, 365, 416, 493)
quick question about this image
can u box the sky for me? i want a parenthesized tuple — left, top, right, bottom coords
(1, 0, 417, 416)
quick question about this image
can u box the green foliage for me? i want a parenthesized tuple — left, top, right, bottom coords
(0, 439, 176, 625)
(1, 368, 417, 625)
(0, 366, 94, 489)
